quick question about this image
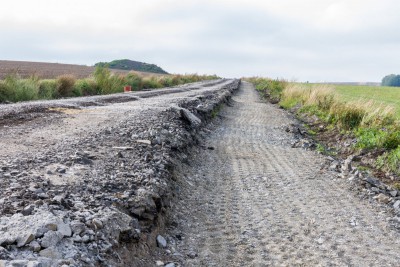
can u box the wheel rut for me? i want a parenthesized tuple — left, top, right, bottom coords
(170, 81, 400, 266)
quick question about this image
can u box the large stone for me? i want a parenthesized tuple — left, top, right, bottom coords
(180, 108, 201, 127)
(16, 233, 35, 247)
(40, 231, 63, 248)
(70, 221, 85, 235)
(374, 193, 391, 204)
(156, 235, 167, 248)
(29, 241, 41, 252)
(39, 247, 62, 259)
(57, 223, 72, 237)
(0, 233, 16, 246)
(341, 156, 353, 172)
(366, 177, 381, 186)
(394, 200, 400, 210)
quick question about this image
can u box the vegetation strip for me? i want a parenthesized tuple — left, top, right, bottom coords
(0, 66, 219, 103)
(247, 77, 400, 188)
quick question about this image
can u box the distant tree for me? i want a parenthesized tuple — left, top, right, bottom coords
(382, 74, 400, 87)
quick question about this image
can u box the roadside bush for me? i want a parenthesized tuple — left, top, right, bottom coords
(39, 80, 57, 99)
(56, 75, 76, 97)
(382, 131, 400, 150)
(74, 79, 98, 96)
(0, 80, 13, 102)
(329, 102, 365, 130)
(248, 77, 287, 101)
(7, 75, 40, 102)
(126, 73, 142, 90)
(141, 76, 162, 89)
(94, 66, 125, 94)
(157, 76, 174, 87)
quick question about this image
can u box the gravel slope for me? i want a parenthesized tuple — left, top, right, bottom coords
(0, 79, 240, 266)
(168, 82, 400, 266)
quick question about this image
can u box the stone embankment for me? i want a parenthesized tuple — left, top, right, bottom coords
(0, 79, 240, 266)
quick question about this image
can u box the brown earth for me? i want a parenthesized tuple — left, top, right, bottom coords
(0, 60, 163, 79)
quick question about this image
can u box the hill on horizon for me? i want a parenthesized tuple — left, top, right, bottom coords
(95, 59, 168, 74)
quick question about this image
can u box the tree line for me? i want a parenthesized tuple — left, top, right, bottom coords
(382, 74, 400, 87)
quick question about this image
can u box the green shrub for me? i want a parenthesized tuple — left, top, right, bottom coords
(330, 102, 365, 130)
(0, 80, 13, 102)
(382, 131, 400, 149)
(377, 147, 400, 174)
(39, 80, 57, 99)
(56, 75, 76, 97)
(355, 128, 383, 149)
(126, 73, 142, 90)
(94, 66, 125, 94)
(249, 77, 287, 100)
(74, 79, 98, 96)
(141, 76, 162, 89)
(4, 75, 40, 102)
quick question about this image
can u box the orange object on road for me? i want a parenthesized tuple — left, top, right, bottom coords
(124, 85, 131, 92)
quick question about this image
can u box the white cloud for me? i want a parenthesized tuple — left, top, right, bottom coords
(0, 0, 400, 81)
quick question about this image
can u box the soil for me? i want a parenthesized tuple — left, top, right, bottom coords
(0, 60, 158, 79)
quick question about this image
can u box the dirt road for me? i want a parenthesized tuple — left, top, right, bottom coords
(170, 82, 400, 266)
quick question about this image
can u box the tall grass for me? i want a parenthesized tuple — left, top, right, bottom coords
(248, 78, 400, 175)
(246, 77, 287, 101)
(0, 67, 219, 103)
(0, 75, 40, 102)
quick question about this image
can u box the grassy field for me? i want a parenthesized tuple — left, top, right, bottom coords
(333, 84, 400, 117)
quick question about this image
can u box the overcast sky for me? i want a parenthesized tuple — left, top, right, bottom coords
(1, 0, 399, 82)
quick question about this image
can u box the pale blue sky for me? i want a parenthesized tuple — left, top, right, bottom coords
(1, 0, 399, 82)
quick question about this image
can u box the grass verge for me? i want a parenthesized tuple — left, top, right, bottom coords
(248, 77, 400, 179)
(0, 67, 219, 103)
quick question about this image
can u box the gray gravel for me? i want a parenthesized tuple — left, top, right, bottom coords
(0, 79, 240, 266)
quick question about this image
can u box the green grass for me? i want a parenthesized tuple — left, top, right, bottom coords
(333, 85, 400, 117)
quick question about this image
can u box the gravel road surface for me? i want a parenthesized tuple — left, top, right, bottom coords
(168, 82, 400, 266)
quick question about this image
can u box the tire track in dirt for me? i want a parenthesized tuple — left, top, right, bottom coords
(171, 81, 400, 266)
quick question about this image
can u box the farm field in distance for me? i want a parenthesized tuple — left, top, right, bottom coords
(0, 60, 160, 79)
(326, 84, 400, 118)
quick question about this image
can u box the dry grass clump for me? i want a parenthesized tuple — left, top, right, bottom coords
(280, 83, 396, 130)
(280, 84, 336, 112)
(56, 75, 76, 97)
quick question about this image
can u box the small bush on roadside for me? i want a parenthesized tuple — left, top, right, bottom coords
(56, 75, 76, 97)
(126, 73, 142, 90)
(247, 77, 287, 101)
(141, 76, 162, 89)
(74, 79, 98, 96)
(94, 66, 126, 94)
(38, 80, 57, 99)
(0, 80, 13, 102)
(4, 75, 40, 102)
(329, 102, 365, 130)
